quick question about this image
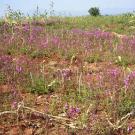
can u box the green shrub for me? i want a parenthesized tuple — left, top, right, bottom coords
(28, 74, 59, 94)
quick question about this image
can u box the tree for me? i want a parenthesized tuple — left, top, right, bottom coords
(88, 7, 100, 16)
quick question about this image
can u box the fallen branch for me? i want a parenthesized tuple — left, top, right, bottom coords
(0, 111, 16, 116)
(23, 106, 71, 122)
(0, 101, 86, 129)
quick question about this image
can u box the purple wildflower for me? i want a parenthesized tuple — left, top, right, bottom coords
(52, 36, 60, 45)
(124, 79, 129, 88)
(64, 103, 69, 110)
(61, 68, 72, 79)
(11, 101, 18, 109)
(71, 29, 83, 34)
(0, 55, 12, 65)
(124, 71, 135, 88)
(16, 66, 22, 73)
(127, 125, 133, 133)
(64, 105, 80, 118)
(40, 38, 49, 48)
(68, 106, 80, 118)
(109, 69, 119, 77)
(75, 107, 80, 113)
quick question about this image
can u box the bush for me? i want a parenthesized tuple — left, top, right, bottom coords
(88, 7, 100, 16)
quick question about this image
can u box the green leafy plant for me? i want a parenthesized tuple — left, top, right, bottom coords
(85, 54, 102, 63)
(28, 73, 59, 94)
(19, 46, 31, 55)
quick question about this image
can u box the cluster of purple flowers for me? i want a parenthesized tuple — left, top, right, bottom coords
(11, 101, 18, 109)
(127, 125, 134, 133)
(0, 55, 13, 71)
(61, 68, 72, 79)
(0, 55, 12, 65)
(129, 38, 135, 50)
(15, 66, 22, 73)
(108, 68, 119, 78)
(72, 29, 113, 40)
(40, 38, 49, 48)
(71, 29, 84, 34)
(118, 37, 135, 52)
(124, 71, 135, 88)
(64, 103, 80, 118)
(52, 36, 60, 45)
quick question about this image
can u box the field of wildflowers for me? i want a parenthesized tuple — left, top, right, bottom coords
(0, 11, 135, 135)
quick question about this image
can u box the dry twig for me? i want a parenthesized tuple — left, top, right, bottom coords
(106, 109, 135, 130)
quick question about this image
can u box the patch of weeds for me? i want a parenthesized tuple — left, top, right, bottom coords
(28, 74, 59, 94)
(6, 45, 17, 55)
(85, 54, 102, 63)
(49, 97, 57, 114)
(49, 97, 62, 115)
(77, 111, 89, 129)
(117, 91, 135, 116)
(77, 85, 91, 102)
(64, 49, 77, 61)
(63, 82, 92, 110)
(19, 46, 31, 55)
(115, 56, 132, 67)
(67, 128, 77, 135)
(0, 73, 6, 84)
(30, 50, 51, 58)
(92, 119, 113, 135)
